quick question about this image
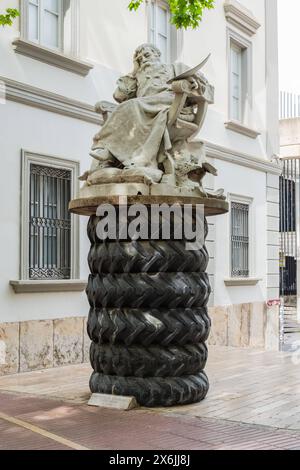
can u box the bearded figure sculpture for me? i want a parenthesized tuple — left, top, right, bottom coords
(79, 43, 224, 200)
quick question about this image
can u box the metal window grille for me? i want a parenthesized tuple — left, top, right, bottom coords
(29, 164, 71, 280)
(231, 202, 249, 277)
(280, 176, 296, 233)
(279, 159, 299, 296)
(280, 91, 300, 119)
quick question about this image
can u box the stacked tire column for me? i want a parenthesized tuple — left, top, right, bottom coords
(86, 209, 212, 407)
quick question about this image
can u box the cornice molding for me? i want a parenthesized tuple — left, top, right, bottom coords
(225, 120, 261, 139)
(224, 0, 261, 37)
(201, 140, 282, 175)
(12, 38, 93, 76)
(1, 75, 281, 176)
(1, 75, 101, 125)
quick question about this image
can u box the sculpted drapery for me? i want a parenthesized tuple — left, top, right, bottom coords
(91, 58, 192, 172)
(79, 43, 224, 200)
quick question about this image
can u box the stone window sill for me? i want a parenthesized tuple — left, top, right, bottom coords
(225, 120, 261, 139)
(224, 278, 262, 287)
(10, 280, 87, 294)
(12, 38, 93, 76)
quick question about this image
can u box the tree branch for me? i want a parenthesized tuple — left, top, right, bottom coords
(128, 0, 215, 29)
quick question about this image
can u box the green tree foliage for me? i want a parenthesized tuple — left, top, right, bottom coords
(0, 1, 19, 27)
(128, 0, 215, 29)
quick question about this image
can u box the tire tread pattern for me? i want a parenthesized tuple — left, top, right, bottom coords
(86, 272, 211, 309)
(88, 240, 209, 274)
(90, 342, 208, 377)
(89, 371, 209, 407)
(87, 307, 211, 346)
(86, 215, 211, 407)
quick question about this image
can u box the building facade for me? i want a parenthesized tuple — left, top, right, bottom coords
(0, 0, 281, 376)
(280, 119, 300, 319)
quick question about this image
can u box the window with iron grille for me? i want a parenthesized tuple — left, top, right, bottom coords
(279, 176, 296, 233)
(231, 202, 249, 278)
(29, 163, 71, 280)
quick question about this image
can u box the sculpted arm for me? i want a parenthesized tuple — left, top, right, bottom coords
(113, 74, 138, 103)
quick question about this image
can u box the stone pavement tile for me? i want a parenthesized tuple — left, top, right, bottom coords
(3, 391, 300, 450)
(248, 404, 291, 418)
(220, 431, 276, 444)
(286, 416, 300, 429)
(259, 437, 300, 448)
(219, 409, 258, 420)
(168, 428, 225, 445)
(0, 417, 70, 450)
(217, 443, 278, 450)
(0, 363, 91, 403)
(142, 435, 209, 450)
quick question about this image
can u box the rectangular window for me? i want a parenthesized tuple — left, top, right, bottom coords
(231, 202, 249, 277)
(28, 0, 39, 42)
(148, 1, 170, 63)
(27, 0, 63, 50)
(230, 43, 242, 121)
(29, 164, 71, 280)
(228, 30, 252, 125)
(21, 152, 79, 281)
(279, 176, 296, 233)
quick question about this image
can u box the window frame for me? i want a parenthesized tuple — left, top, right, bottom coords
(230, 41, 242, 122)
(147, 0, 172, 64)
(20, 0, 80, 57)
(20, 150, 80, 281)
(227, 28, 252, 126)
(24, 0, 64, 51)
(228, 193, 254, 279)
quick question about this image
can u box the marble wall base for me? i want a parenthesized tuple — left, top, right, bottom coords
(0, 317, 90, 376)
(208, 302, 280, 351)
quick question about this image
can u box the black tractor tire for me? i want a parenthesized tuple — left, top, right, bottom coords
(90, 341, 208, 377)
(89, 371, 209, 407)
(86, 272, 211, 309)
(88, 240, 209, 274)
(87, 307, 211, 346)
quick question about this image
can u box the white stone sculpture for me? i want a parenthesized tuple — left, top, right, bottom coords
(79, 43, 225, 200)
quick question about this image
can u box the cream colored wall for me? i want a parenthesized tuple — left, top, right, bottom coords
(79, 0, 148, 74)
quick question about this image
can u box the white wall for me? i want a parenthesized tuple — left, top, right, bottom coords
(0, 100, 95, 322)
(0, 0, 278, 322)
(181, 0, 268, 161)
(213, 160, 267, 306)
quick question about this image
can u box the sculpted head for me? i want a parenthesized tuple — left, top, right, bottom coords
(134, 43, 161, 68)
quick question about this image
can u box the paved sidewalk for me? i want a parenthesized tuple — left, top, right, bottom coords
(159, 346, 300, 431)
(1, 346, 300, 430)
(1, 391, 300, 450)
(283, 306, 300, 352)
(0, 345, 300, 449)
